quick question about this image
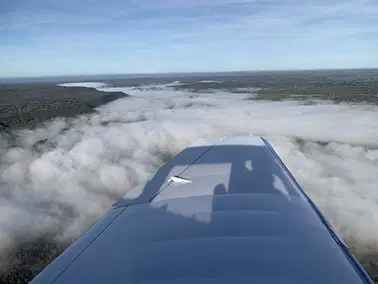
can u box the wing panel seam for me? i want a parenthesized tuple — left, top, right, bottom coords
(148, 138, 223, 202)
(50, 206, 127, 284)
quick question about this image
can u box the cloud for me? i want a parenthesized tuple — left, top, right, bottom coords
(2, 0, 377, 34)
(1, 0, 377, 76)
(1, 81, 378, 266)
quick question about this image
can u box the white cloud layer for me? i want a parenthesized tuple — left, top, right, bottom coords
(1, 82, 378, 261)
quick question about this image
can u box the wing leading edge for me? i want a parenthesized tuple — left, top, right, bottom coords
(30, 135, 373, 284)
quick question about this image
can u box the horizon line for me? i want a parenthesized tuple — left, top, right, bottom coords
(1, 67, 378, 80)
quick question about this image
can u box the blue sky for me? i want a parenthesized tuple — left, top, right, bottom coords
(1, 0, 377, 77)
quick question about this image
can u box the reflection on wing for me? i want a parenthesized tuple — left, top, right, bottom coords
(30, 136, 373, 284)
(169, 176, 193, 184)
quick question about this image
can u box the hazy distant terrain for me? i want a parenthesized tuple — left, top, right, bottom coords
(1, 69, 378, 283)
(106, 68, 378, 102)
(2, 69, 378, 130)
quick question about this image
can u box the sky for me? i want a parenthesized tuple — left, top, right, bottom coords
(0, 0, 377, 77)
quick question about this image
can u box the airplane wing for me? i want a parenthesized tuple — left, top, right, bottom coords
(30, 136, 373, 284)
